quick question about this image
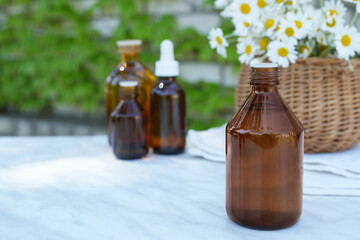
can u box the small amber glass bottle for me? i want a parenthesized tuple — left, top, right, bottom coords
(110, 81, 148, 160)
(151, 40, 186, 154)
(105, 40, 155, 145)
(226, 63, 304, 229)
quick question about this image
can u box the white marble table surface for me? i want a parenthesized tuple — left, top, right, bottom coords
(0, 136, 359, 240)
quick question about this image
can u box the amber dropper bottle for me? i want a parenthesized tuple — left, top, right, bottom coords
(150, 40, 186, 154)
(110, 81, 148, 160)
(226, 63, 304, 230)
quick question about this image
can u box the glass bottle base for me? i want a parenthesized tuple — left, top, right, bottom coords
(226, 208, 301, 230)
(153, 147, 184, 155)
(114, 153, 147, 160)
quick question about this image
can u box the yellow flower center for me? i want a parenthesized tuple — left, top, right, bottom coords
(278, 47, 289, 57)
(245, 45, 252, 55)
(300, 46, 309, 54)
(329, 10, 338, 17)
(277, 0, 284, 3)
(341, 35, 351, 47)
(257, 0, 267, 8)
(275, 24, 280, 31)
(259, 38, 269, 51)
(240, 3, 251, 14)
(244, 21, 250, 27)
(288, 0, 293, 5)
(265, 19, 275, 29)
(326, 18, 336, 27)
(295, 20, 302, 29)
(285, 27, 295, 37)
(216, 36, 222, 45)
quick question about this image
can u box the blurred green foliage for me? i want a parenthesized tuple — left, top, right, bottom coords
(0, 0, 236, 129)
(181, 79, 234, 130)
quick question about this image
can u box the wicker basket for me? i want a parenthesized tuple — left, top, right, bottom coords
(235, 58, 360, 153)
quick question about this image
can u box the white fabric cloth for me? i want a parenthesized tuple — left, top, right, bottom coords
(187, 125, 360, 196)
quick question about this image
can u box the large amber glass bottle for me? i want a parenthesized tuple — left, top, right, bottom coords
(110, 81, 148, 160)
(226, 63, 304, 229)
(105, 40, 155, 145)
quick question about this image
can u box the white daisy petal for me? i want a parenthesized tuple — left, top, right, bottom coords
(276, 19, 300, 45)
(215, 0, 230, 9)
(267, 40, 298, 68)
(321, 0, 346, 33)
(208, 28, 229, 58)
(237, 38, 260, 64)
(223, 0, 259, 22)
(335, 26, 360, 60)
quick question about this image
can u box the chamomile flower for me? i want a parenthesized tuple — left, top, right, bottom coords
(298, 45, 310, 58)
(285, 12, 311, 39)
(274, 0, 290, 9)
(302, 4, 318, 20)
(256, 0, 269, 9)
(286, 0, 312, 9)
(267, 40, 297, 67)
(251, 21, 265, 35)
(298, 40, 314, 58)
(335, 26, 360, 60)
(233, 19, 252, 36)
(208, 28, 229, 58)
(344, 0, 360, 13)
(322, 0, 346, 33)
(237, 38, 260, 64)
(215, 0, 230, 9)
(275, 0, 286, 5)
(276, 19, 300, 45)
(261, 10, 280, 36)
(223, 0, 259, 21)
(302, 5, 324, 39)
(259, 37, 270, 52)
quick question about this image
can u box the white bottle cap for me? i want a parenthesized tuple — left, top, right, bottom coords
(251, 63, 278, 68)
(155, 40, 179, 77)
(119, 81, 138, 87)
(116, 40, 142, 54)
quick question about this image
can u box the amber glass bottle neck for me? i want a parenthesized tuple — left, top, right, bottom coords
(120, 86, 137, 100)
(250, 67, 279, 90)
(159, 77, 176, 82)
(121, 52, 139, 62)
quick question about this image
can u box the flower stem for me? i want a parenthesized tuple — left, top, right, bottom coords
(318, 0, 323, 8)
(351, 11, 358, 27)
(258, 54, 267, 62)
(319, 46, 331, 58)
(227, 38, 238, 43)
(225, 34, 237, 38)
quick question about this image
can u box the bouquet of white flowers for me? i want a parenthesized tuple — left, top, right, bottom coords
(208, 0, 360, 67)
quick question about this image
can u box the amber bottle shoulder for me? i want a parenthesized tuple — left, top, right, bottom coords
(111, 101, 143, 118)
(227, 91, 304, 136)
(151, 81, 185, 96)
(106, 61, 148, 85)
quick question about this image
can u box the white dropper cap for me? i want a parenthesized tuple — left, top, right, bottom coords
(155, 40, 179, 77)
